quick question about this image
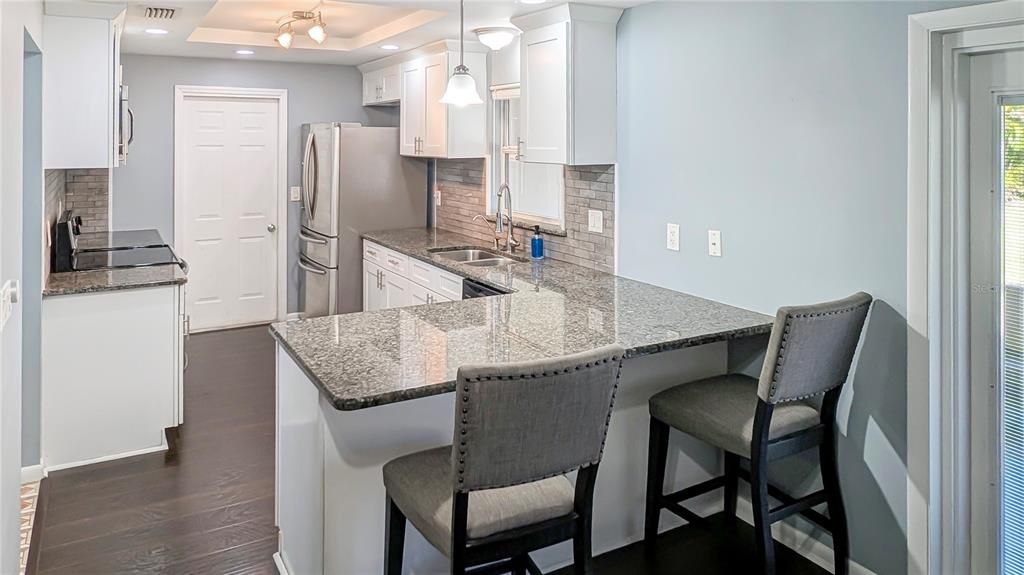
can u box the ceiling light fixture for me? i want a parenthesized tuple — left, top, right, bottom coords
(144, 28, 169, 35)
(473, 27, 518, 51)
(440, 0, 482, 107)
(381, 44, 400, 51)
(275, 10, 327, 49)
(519, 0, 547, 4)
(236, 49, 255, 55)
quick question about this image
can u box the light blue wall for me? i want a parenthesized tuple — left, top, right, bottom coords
(616, 2, 974, 572)
(112, 54, 400, 312)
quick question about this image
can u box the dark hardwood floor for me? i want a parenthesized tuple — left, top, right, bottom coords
(30, 325, 829, 575)
(32, 326, 278, 575)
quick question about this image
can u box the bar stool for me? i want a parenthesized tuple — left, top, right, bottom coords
(383, 344, 625, 575)
(643, 292, 872, 575)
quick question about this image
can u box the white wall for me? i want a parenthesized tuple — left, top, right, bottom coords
(615, 2, 976, 573)
(0, 1, 44, 572)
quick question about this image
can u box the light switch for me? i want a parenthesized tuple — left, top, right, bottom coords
(289, 186, 302, 202)
(666, 223, 680, 251)
(588, 210, 603, 233)
(708, 230, 722, 257)
(0, 281, 16, 333)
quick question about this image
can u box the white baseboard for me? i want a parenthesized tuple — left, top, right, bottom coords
(43, 443, 167, 474)
(272, 552, 289, 575)
(20, 464, 45, 484)
(735, 497, 875, 575)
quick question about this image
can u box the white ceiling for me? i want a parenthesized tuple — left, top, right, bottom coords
(117, 0, 644, 66)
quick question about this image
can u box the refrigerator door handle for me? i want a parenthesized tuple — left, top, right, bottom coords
(298, 230, 328, 245)
(302, 130, 313, 216)
(298, 254, 328, 275)
(309, 135, 319, 220)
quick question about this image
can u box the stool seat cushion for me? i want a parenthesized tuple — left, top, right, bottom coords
(649, 374, 820, 457)
(383, 446, 575, 556)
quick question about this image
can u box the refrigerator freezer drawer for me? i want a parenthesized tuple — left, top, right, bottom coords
(299, 254, 336, 318)
(299, 228, 337, 268)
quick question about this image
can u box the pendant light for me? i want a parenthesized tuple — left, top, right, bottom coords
(307, 13, 327, 44)
(440, 0, 482, 106)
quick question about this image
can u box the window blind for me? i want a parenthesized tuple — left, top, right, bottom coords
(1001, 98, 1024, 574)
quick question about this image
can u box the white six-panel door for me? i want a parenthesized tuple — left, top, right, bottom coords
(178, 94, 281, 331)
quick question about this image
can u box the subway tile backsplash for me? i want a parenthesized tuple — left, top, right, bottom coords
(64, 168, 109, 233)
(435, 159, 615, 273)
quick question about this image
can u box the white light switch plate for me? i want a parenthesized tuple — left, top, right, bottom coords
(0, 281, 15, 332)
(587, 210, 603, 233)
(666, 223, 680, 251)
(289, 186, 302, 202)
(708, 230, 722, 257)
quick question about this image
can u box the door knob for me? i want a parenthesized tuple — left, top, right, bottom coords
(267, 224, 277, 232)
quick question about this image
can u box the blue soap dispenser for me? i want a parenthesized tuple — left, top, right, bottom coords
(531, 226, 545, 260)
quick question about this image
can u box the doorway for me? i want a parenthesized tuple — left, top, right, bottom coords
(173, 86, 287, 332)
(968, 48, 1024, 575)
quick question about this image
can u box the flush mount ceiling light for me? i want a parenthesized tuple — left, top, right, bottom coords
(144, 28, 169, 35)
(380, 44, 400, 51)
(473, 27, 518, 51)
(236, 49, 255, 55)
(275, 10, 327, 49)
(440, 0, 482, 107)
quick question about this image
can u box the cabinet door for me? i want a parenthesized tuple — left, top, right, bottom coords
(400, 59, 425, 156)
(381, 269, 412, 309)
(409, 282, 431, 306)
(520, 22, 568, 164)
(380, 65, 401, 103)
(362, 69, 381, 105)
(363, 261, 385, 311)
(421, 52, 449, 158)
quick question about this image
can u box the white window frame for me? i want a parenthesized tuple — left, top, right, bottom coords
(488, 86, 565, 229)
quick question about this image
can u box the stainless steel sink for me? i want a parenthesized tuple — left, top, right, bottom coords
(429, 248, 521, 266)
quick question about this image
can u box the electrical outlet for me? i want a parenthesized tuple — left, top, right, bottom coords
(289, 186, 301, 202)
(588, 210, 603, 233)
(435, 193, 442, 207)
(708, 230, 722, 257)
(666, 223, 680, 251)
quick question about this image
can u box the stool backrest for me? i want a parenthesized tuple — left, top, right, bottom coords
(757, 292, 872, 404)
(453, 344, 625, 493)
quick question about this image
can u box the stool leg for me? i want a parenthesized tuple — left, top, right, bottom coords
(821, 391, 849, 575)
(723, 452, 739, 519)
(751, 400, 775, 575)
(384, 495, 406, 575)
(644, 418, 670, 543)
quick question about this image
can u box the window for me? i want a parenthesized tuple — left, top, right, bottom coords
(491, 89, 564, 227)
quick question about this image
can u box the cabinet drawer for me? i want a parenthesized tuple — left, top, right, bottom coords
(437, 270, 463, 301)
(363, 240, 385, 265)
(408, 258, 435, 290)
(381, 248, 408, 275)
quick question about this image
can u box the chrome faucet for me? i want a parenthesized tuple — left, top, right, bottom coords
(495, 182, 520, 254)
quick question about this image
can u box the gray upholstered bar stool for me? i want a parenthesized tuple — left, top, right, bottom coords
(643, 292, 872, 575)
(382, 344, 625, 575)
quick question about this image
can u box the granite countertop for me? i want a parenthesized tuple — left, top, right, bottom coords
(43, 228, 187, 297)
(270, 227, 773, 411)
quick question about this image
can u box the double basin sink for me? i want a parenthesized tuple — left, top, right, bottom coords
(428, 247, 526, 267)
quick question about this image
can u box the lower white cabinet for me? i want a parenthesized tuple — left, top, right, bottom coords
(41, 284, 185, 471)
(363, 240, 461, 311)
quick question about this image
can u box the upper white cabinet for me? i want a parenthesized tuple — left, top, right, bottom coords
(43, 12, 125, 170)
(400, 49, 487, 159)
(512, 4, 622, 165)
(362, 64, 401, 106)
(489, 36, 520, 88)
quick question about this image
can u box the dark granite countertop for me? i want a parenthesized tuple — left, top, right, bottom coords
(270, 227, 773, 411)
(44, 228, 187, 296)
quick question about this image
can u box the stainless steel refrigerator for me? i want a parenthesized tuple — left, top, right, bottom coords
(298, 124, 427, 317)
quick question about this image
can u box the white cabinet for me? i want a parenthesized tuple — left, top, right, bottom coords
(399, 50, 487, 159)
(512, 4, 621, 166)
(490, 36, 521, 88)
(41, 284, 185, 471)
(363, 240, 460, 311)
(43, 12, 125, 169)
(362, 64, 401, 106)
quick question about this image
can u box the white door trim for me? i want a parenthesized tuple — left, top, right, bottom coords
(907, 4, 1024, 575)
(173, 85, 288, 324)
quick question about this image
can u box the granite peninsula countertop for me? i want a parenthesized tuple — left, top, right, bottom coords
(43, 229, 188, 297)
(270, 227, 773, 411)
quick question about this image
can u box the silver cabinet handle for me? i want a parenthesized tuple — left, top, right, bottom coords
(378, 269, 383, 289)
(267, 223, 277, 232)
(366, 248, 377, 257)
(299, 231, 327, 245)
(516, 138, 524, 160)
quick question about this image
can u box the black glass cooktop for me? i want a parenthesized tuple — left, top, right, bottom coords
(73, 246, 180, 271)
(75, 230, 166, 252)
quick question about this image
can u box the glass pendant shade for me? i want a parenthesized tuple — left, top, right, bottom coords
(441, 67, 482, 106)
(308, 19, 327, 44)
(276, 27, 294, 49)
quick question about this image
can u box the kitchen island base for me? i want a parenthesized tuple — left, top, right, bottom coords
(275, 342, 734, 575)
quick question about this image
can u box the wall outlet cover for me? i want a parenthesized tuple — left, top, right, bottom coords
(289, 186, 302, 202)
(588, 209, 603, 233)
(708, 230, 722, 257)
(666, 223, 680, 251)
